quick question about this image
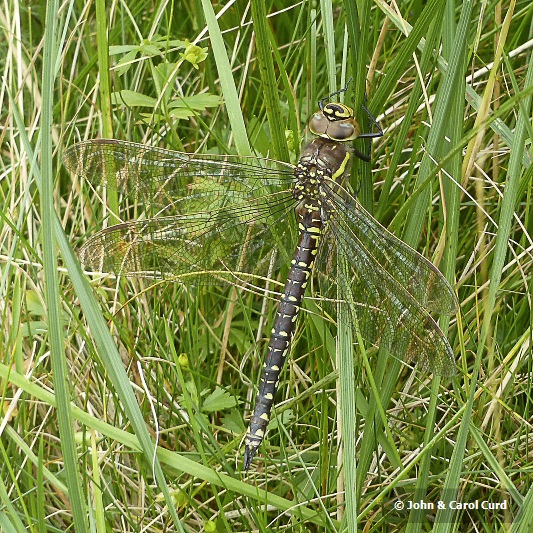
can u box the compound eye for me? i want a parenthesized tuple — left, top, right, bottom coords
(326, 119, 360, 141)
(308, 112, 329, 135)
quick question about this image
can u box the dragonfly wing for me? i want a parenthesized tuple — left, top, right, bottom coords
(326, 185, 458, 315)
(315, 187, 457, 376)
(63, 139, 295, 216)
(79, 191, 299, 284)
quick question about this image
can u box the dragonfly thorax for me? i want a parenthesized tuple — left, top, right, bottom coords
(293, 138, 351, 220)
(295, 136, 351, 189)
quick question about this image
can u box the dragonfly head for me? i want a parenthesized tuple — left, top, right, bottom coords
(308, 103, 361, 142)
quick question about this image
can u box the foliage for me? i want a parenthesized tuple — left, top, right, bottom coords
(1, 0, 532, 531)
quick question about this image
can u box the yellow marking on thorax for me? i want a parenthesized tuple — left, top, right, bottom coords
(332, 152, 351, 180)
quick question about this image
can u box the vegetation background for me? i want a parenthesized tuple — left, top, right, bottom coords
(1, 0, 532, 531)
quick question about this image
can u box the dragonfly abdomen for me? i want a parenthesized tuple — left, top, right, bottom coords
(243, 209, 323, 469)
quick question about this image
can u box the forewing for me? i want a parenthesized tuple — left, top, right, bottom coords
(63, 139, 295, 216)
(324, 185, 458, 315)
(66, 139, 299, 282)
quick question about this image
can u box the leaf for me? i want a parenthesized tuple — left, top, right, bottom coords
(20, 320, 50, 337)
(26, 290, 46, 316)
(115, 50, 140, 75)
(139, 43, 163, 57)
(267, 409, 294, 431)
(168, 93, 222, 110)
(166, 39, 187, 48)
(109, 45, 139, 55)
(167, 109, 198, 120)
(201, 387, 237, 413)
(221, 410, 246, 434)
(111, 90, 157, 107)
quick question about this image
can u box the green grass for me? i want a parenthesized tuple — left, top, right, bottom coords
(1, 0, 533, 531)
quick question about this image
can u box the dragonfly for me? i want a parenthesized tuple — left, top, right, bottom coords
(64, 86, 458, 470)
